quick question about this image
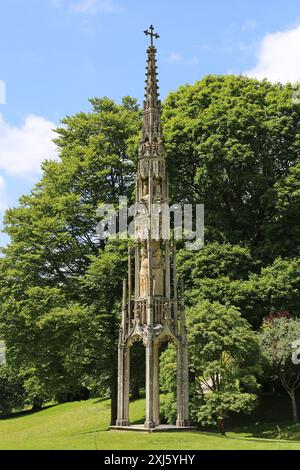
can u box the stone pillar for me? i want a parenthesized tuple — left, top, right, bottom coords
(121, 280, 127, 334)
(182, 341, 190, 425)
(135, 242, 140, 300)
(153, 342, 160, 426)
(144, 338, 155, 428)
(116, 345, 130, 426)
(128, 247, 132, 328)
(176, 344, 184, 427)
(165, 241, 171, 299)
(177, 295, 190, 427)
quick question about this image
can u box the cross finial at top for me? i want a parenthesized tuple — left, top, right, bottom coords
(144, 25, 160, 47)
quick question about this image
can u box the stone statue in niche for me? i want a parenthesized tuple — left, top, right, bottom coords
(157, 138, 164, 154)
(153, 177, 162, 202)
(152, 138, 159, 155)
(139, 244, 149, 298)
(139, 140, 145, 155)
(152, 241, 165, 296)
(145, 140, 151, 155)
(142, 178, 149, 199)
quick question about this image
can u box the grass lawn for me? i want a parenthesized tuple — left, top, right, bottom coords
(1, 397, 300, 450)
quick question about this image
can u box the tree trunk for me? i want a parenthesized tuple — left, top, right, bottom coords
(110, 361, 118, 426)
(218, 419, 226, 436)
(289, 390, 298, 424)
(130, 382, 140, 400)
(31, 397, 43, 412)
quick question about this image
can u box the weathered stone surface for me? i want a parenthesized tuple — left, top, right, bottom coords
(116, 27, 190, 431)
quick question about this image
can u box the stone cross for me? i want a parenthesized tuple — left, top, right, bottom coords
(144, 25, 160, 46)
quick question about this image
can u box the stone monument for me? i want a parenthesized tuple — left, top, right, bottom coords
(113, 26, 190, 431)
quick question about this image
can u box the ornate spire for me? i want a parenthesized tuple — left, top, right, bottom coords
(139, 25, 164, 158)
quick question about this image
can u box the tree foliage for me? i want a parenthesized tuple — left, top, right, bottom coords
(0, 365, 25, 415)
(1, 75, 300, 426)
(160, 301, 260, 433)
(0, 97, 140, 419)
(260, 317, 300, 423)
(163, 75, 300, 258)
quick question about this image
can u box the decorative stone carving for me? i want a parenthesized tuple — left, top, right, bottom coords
(116, 26, 190, 431)
(152, 242, 165, 296)
(139, 244, 149, 298)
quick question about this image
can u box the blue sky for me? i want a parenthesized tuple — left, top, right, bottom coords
(1, 0, 300, 245)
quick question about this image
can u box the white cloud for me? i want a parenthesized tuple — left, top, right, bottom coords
(167, 52, 200, 67)
(0, 114, 58, 177)
(167, 52, 182, 63)
(0, 80, 6, 105)
(52, 0, 124, 14)
(0, 176, 8, 211)
(246, 24, 300, 83)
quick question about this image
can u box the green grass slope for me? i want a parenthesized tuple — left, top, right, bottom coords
(1, 398, 300, 450)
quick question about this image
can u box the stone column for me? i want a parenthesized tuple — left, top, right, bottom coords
(128, 247, 132, 328)
(165, 241, 171, 299)
(116, 345, 130, 426)
(177, 297, 190, 427)
(182, 341, 190, 426)
(135, 242, 140, 300)
(176, 344, 184, 427)
(181, 292, 190, 426)
(153, 342, 160, 426)
(144, 337, 155, 428)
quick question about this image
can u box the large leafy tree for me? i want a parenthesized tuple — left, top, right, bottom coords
(177, 243, 262, 326)
(0, 97, 140, 421)
(187, 301, 260, 434)
(256, 258, 300, 317)
(163, 75, 300, 258)
(160, 301, 260, 434)
(260, 317, 300, 423)
(0, 365, 25, 415)
(79, 243, 127, 424)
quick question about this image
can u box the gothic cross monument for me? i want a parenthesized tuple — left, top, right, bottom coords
(115, 26, 190, 430)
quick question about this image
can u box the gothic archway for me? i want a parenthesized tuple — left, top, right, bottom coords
(128, 337, 145, 425)
(154, 335, 179, 425)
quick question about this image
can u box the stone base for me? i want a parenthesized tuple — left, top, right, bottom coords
(116, 420, 130, 427)
(110, 424, 197, 433)
(176, 420, 191, 428)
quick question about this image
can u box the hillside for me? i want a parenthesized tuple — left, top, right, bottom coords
(1, 398, 300, 450)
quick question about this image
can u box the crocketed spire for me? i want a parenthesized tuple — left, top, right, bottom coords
(139, 26, 164, 158)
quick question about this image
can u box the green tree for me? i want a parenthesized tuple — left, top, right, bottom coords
(159, 300, 260, 433)
(0, 365, 25, 415)
(259, 317, 300, 423)
(0, 97, 140, 422)
(163, 75, 300, 257)
(177, 242, 257, 290)
(187, 301, 260, 434)
(256, 258, 300, 317)
(177, 243, 262, 326)
(159, 344, 177, 424)
(80, 242, 127, 424)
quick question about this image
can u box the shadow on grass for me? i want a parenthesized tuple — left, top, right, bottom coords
(0, 397, 110, 422)
(129, 417, 146, 425)
(224, 394, 300, 442)
(0, 404, 58, 421)
(73, 428, 109, 436)
(93, 397, 110, 404)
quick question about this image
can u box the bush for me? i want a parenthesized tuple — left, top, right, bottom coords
(0, 365, 25, 415)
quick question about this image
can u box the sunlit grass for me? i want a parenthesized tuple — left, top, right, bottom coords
(0, 397, 300, 450)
